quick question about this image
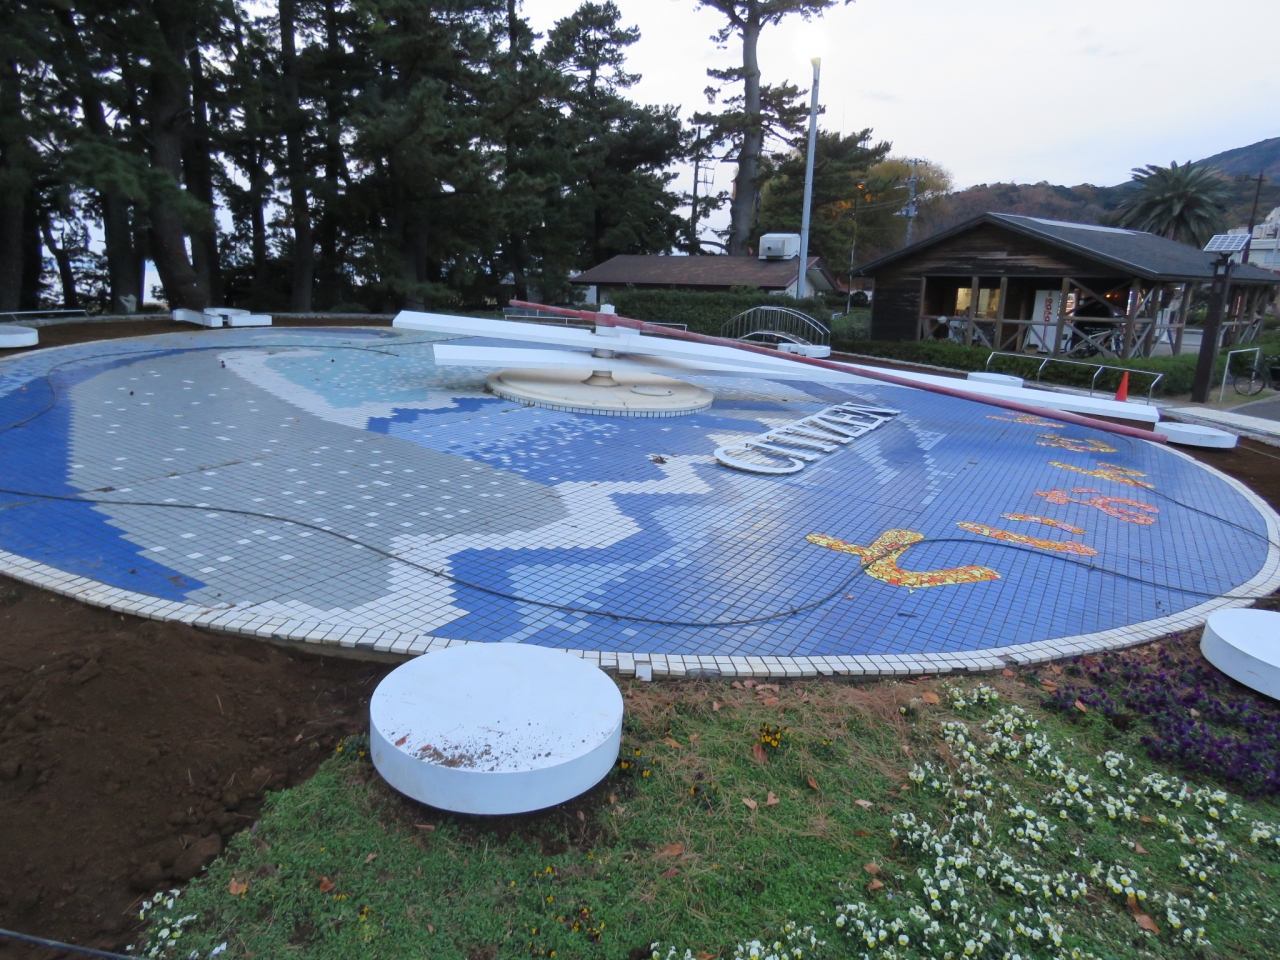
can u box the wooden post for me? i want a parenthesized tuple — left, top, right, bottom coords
(1173, 282, 1190, 355)
(1122, 279, 1141, 359)
(967, 275, 979, 346)
(916, 276, 928, 340)
(994, 275, 1008, 350)
(1052, 278, 1071, 356)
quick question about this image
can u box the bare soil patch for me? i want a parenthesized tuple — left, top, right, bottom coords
(0, 588, 387, 956)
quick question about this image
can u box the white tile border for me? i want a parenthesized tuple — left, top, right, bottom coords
(4, 338, 1280, 679)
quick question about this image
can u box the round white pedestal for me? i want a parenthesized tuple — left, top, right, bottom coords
(1201, 609, 1280, 700)
(0, 325, 38, 348)
(369, 644, 624, 814)
(967, 371, 1024, 388)
(488, 368, 713, 417)
(1161, 422, 1237, 449)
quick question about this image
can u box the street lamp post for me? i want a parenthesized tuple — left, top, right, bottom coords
(796, 57, 821, 300)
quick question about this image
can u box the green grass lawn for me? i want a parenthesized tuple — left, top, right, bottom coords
(133, 674, 1280, 960)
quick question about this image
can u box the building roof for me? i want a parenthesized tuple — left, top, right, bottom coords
(570, 254, 838, 291)
(854, 213, 1280, 285)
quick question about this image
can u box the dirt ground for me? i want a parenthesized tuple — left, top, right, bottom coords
(2, 320, 1279, 957)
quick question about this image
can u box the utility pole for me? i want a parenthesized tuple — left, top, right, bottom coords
(1239, 168, 1267, 265)
(845, 182, 863, 314)
(897, 159, 922, 246)
(796, 58, 821, 299)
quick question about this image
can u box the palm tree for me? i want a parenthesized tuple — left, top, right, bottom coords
(1116, 161, 1230, 247)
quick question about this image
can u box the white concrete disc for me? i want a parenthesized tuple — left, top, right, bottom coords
(487, 368, 713, 417)
(1201, 608, 1280, 700)
(0, 325, 38, 348)
(369, 644, 624, 814)
(1162, 421, 1237, 449)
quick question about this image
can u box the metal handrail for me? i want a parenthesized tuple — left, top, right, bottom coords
(984, 351, 1163, 404)
(720, 305, 830, 346)
(1220, 347, 1262, 403)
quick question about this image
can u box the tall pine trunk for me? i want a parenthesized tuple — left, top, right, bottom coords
(40, 214, 80, 309)
(53, 7, 140, 313)
(185, 47, 223, 305)
(0, 59, 29, 311)
(315, 0, 345, 309)
(146, 11, 206, 309)
(280, 0, 314, 312)
(727, 16, 762, 256)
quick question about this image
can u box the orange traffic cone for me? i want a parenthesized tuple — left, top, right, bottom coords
(1114, 371, 1129, 403)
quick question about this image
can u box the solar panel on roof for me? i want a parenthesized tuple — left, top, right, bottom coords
(1204, 233, 1251, 252)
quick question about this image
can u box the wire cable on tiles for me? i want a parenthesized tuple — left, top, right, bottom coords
(0, 485, 1272, 628)
(1, 336, 1277, 628)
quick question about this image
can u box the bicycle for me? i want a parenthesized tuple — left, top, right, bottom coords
(1232, 355, 1280, 396)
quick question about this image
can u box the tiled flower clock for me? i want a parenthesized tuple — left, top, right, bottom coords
(1, 328, 1277, 678)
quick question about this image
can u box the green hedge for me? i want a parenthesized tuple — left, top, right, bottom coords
(827, 338, 1279, 399)
(590, 287, 841, 337)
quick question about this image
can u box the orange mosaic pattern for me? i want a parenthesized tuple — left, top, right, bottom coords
(1050, 461, 1155, 489)
(999, 513, 1087, 535)
(806, 530, 1000, 589)
(1035, 433, 1117, 453)
(986, 412, 1065, 427)
(955, 521, 1098, 557)
(1033, 488, 1159, 525)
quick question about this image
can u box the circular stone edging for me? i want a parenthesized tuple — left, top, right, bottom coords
(1, 342, 1278, 679)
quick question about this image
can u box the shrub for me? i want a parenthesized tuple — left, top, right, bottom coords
(592, 287, 841, 337)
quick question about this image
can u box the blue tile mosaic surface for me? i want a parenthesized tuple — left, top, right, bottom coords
(0, 327, 1271, 656)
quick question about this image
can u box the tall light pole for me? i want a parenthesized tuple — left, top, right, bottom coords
(796, 57, 821, 299)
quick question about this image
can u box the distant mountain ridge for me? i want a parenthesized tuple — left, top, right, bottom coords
(922, 137, 1280, 242)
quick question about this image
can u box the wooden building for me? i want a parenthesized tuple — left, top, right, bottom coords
(571, 254, 840, 301)
(854, 214, 1280, 358)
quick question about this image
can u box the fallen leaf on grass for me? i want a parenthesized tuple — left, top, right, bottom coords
(867, 878, 884, 892)
(1074, 699, 1088, 713)
(921, 691, 940, 705)
(765, 792, 780, 807)
(743, 680, 758, 689)
(756, 684, 780, 693)
(712, 701, 722, 711)
(1050, 664, 1063, 675)
(576, 811, 585, 821)
(1128, 895, 1160, 933)
(1134, 843, 1149, 855)
(1002, 668, 1015, 678)
(1040, 679, 1058, 692)
(752, 742, 768, 764)
(697, 953, 717, 960)
(731, 681, 744, 690)
(863, 862, 880, 876)
(854, 829, 873, 837)
(762, 697, 781, 707)
(742, 797, 758, 810)
(365, 853, 377, 863)
(414, 823, 436, 831)
(1139, 815, 1152, 823)
(427, 924, 435, 934)
(318, 877, 335, 893)
(608, 794, 617, 805)
(228, 878, 249, 895)
(657, 843, 684, 858)
(661, 867, 680, 879)
(855, 799, 874, 810)
(807, 775, 820, 791)
(664, 737, 683, 750)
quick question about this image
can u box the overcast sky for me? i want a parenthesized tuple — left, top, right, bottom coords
(526, 0, 1280, 202)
